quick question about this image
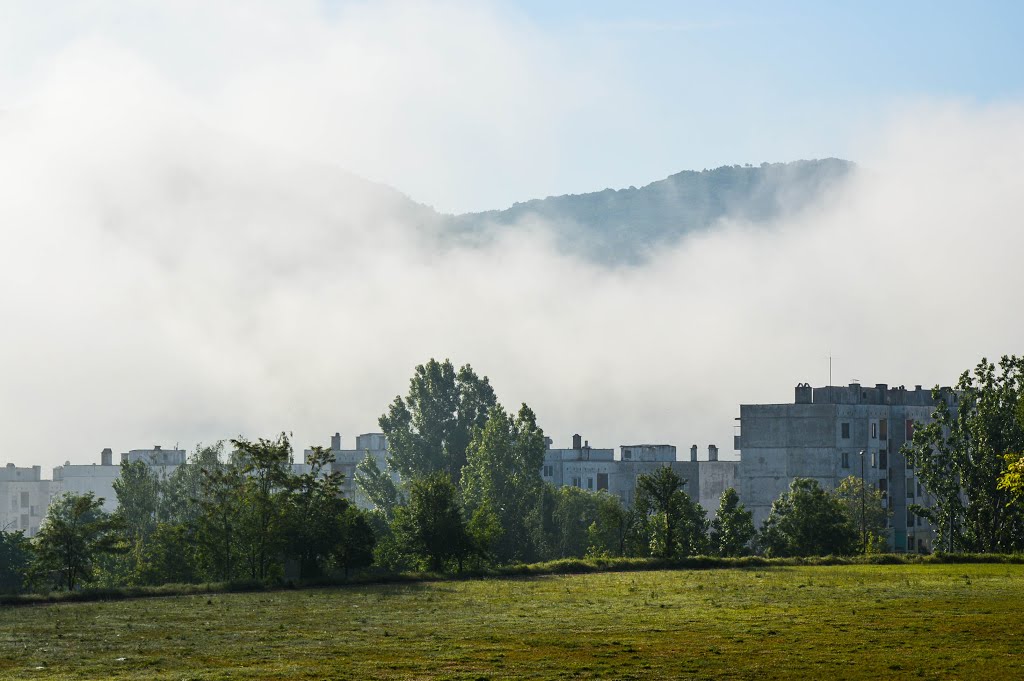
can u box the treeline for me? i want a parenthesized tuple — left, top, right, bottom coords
(3, 356, 1023, 595)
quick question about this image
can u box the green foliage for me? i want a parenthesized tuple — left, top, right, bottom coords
(232, 433, 293, 580)
(29, 492, 125, 591)
(135, 523, 202, 586)
(392, 473, 473, 571)
(282, 445, 347, 579)
(634, 467, 709, 558)
(332, 506, 376, 578)
(379, 358, 496, 482)
(197, 457, 246, 581)
(0, 530, 31, 593)
(759, 478, 858, 557)
(161, 443, 224, 526)
(906, 356, 1024, 552)
(461, 403, 546, 563)
(354, 453, 401, 519)
(710, 488, 755, 557)
(832, 475, 891, 553)
(585, 492, 637, 558)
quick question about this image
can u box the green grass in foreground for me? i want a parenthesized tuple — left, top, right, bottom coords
(1, 564, 1022, 680)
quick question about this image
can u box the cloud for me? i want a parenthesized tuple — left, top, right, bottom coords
(1, 4, 1023, 471)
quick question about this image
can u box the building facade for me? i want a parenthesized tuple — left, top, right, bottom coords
(737, 382, 940, 552)
(0, 464, 58, 536)
(543, 434, 739, 518)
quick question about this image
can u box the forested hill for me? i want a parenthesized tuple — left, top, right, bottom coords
(446, 158, 854, 263)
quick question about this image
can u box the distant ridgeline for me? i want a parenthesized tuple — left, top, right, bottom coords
(445, 158, 854, 264)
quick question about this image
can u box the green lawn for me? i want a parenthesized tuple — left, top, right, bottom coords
(1, 564, 1022, 679)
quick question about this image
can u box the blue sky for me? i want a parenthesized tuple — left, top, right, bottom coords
(483, 1, 1024, 203)
(3, 1, 1023, 210)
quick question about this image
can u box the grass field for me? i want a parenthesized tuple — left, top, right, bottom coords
(1, 563, 1022, 679)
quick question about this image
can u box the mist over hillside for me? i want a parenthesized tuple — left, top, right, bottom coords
(446, 159, 853, 263)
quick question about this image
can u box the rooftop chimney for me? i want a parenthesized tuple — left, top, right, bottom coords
(708, 444, 719, 462)
(690, 445, 698, 462)
(795, 383, 812, 404)
(572, 433, 582, 450)
(331, 433, 341, 451)
(101, 448, 113, 466)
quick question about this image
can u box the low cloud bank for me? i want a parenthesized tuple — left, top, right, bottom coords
(2, 8, 1023, 470)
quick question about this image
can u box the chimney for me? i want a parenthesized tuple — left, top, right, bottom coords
(101, 448, 113, 466)
(572, 433, 582, 450)
(795, 383, 812, 404)
(708, 444, 719, 461)
(331, 433, 341, 451)
(690, 445, 698, 462)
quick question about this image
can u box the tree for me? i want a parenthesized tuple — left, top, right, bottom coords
(0, 530, 31, 594)
(30, 492, 125, 591)
(197, 458, 246, 582)
(710, 488, 755, 557)
(758, 478, 857, 557)
(332, 506, 376, 578)
(585, 492, 636, 558)
(634, 467, 709, 559)
(282, 445, 348, 579)
(135, 522, 202, 585)
(832, 476, 891, 553)
(906, 357, 1024, 552)
(232, 433, 293, 580)
(113, 459, 162, 582)
(355, 453, 401, 519)
(391, 473, 473, 572)
(380, 359, 496, 482)
(161, 443, 224, 526)
(542, 485, 604, 559)
(460, 403, 546, 563)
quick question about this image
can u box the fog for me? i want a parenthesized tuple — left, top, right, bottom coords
(2, 4, 1024, 470)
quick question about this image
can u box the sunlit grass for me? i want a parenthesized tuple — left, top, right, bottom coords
(2, 563, 1022, 679)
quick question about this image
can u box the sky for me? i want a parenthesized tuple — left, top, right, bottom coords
(2, 1, 1024, 471)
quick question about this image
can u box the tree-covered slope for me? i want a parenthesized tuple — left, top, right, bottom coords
(446, 158, 853, 263)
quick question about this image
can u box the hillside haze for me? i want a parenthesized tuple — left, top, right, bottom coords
(447, 158, 854, 263)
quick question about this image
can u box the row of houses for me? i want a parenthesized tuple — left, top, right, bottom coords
(1, 380, 942, 551)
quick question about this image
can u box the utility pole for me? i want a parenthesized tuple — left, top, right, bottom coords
(860, 449, 867, 552)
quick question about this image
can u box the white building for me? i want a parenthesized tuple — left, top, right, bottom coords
(52, 446, 185, 513)
(304, 433, 392, 509)
(0, 464, 58, 536)
(543, 434, 739, 517)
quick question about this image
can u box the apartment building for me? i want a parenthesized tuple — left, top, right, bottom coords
(737, 382, 940, 551)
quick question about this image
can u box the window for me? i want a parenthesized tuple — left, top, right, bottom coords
(907, 479, 914, 499)
(543, 465, 553, 478)
(623, 450, 632, 460)
(917, 482, 923, 497)
(917, 516, 922, 527)
(907, 508, 914, 527)
(905, 419, 915, 440)
(871, 451, 878, 468)
(20, 514, 29, 530)
(879, 450, 888, 470)
(841, 423, 850, 439)
(871, 422, 877, 439)
(587, 478, 594, 490)
(20, 491, 29, 508)
(597, 473, 609, 491)
(880, 419, 888, 441)
(878, 478, 888, 493)
(572, 477, 581, 488)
